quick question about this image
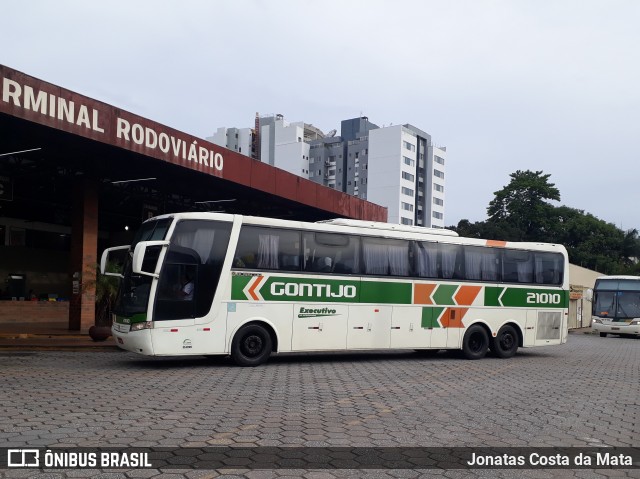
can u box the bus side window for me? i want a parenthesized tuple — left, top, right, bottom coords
(534, 252, 563, 285)
(362, 237, 411, 277)
(234, 226, 300, 271)
(439, 243, 462, 280)
(463, 245, 500, 281)
(502, 250, 533, 283)
(303, 232, 360, 275)
(414, 241, 438, 278)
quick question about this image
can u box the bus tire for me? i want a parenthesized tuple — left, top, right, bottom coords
(462, 325, 489, 360)
(231, 324, 272, 367)
(599, 332, 607, 338)
(491, 325, 519, 358)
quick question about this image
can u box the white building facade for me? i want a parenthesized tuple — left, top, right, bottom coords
(208, 127, 254, 158)
(366, 124, 446, 227)
(259, 115, 311, 178)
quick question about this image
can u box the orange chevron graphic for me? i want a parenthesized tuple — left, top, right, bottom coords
(414, 283, 437, 305)
(454, 285, 482, 306)
(440, 308, 468, 328)
(248, 275, 265, 300)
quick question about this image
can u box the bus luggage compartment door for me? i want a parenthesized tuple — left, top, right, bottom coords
(347, 305, 392, 350)
(291, 303, 348, 351)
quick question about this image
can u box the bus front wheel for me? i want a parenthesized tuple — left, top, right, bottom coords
(491, 325, 519, 358)
(231, 324, 272, 367)
(462, 325, 489, 360)
(599, 332, 607, 338)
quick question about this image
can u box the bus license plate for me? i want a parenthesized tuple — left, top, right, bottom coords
(612, 327, 620, 331)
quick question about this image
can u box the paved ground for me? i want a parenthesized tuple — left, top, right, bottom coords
(0, 331, 638, 478)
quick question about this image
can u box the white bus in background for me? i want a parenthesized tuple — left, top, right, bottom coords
(101, 213, 569, 366)
(591, 275, 640, 338)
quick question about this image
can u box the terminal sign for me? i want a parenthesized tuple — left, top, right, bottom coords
(0, 72, 224, 176)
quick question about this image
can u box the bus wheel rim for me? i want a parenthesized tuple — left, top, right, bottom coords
(500, 332, 515, 350)
(242, 334, 263, 356)
(469, 333, 484, 352)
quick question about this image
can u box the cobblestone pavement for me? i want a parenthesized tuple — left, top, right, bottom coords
(0, 332, 638, 478)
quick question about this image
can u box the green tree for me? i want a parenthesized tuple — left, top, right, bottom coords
(450, 170, 640, 274)
(487, 170, 560, 241)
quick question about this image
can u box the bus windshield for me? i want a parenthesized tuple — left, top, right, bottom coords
(153, 219, 232, 321)
(113, 217, 233, 320)
(593, 279, 640, 321)
(113, 218, 172, 318)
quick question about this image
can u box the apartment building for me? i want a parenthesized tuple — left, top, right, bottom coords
(209, 115, 446, 227)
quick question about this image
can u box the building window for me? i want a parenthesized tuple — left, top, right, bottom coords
(434, 169, 445, 179)
(433, 211, 443, 220)
(403, 156, 415, 167)
(435, 155, 445, 165)
(400, 217, 413, 225)
(434, 183, 444, 192)
(401, 187, 414, 196)
(401, 202, 414, 212)
(402, 172, 415, 182)
(403, 141, 415, 152)
(433, 198, 444, 206)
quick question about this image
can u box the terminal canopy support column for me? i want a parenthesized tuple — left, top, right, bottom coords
(69, 178, 98, 331)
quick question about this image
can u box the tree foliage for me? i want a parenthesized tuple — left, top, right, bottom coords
(451, 170, 640, 275)
(487, 170, 560, 241)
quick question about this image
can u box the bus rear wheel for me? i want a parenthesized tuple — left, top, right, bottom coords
(491, 325, 519, 358)
(231, 324, 272, 367)
(462, 325, 489, 360)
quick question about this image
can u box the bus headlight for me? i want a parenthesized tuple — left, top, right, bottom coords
(630, 320, 640, 326)
(592, 318, 602, 324)
(130, 321, 154, 332)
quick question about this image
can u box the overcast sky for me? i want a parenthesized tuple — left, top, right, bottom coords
(3, 0, 639, 230)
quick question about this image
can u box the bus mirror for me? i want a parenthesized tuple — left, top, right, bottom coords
(585, 289, 593, 302)
(100, 245, 129, 277)
(132, 240, 169, 278)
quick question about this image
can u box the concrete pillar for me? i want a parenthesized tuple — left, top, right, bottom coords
(68, 178, 98, 331)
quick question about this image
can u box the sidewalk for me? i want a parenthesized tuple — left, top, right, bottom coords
(0, 322, 119, 351)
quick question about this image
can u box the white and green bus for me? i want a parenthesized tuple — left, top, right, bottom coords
(101, 213, 569, 366)
(591, 275, 640, 338)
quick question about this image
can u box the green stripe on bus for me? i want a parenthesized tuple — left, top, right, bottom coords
(485, 287, 569, 308)
(421, 307, 444, 328)
(231, 275, 568, 308)
(360, 281, 412, 304)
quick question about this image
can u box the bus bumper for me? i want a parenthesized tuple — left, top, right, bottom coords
(591, 320, 640, 337)
(111, 325, 155, 355)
